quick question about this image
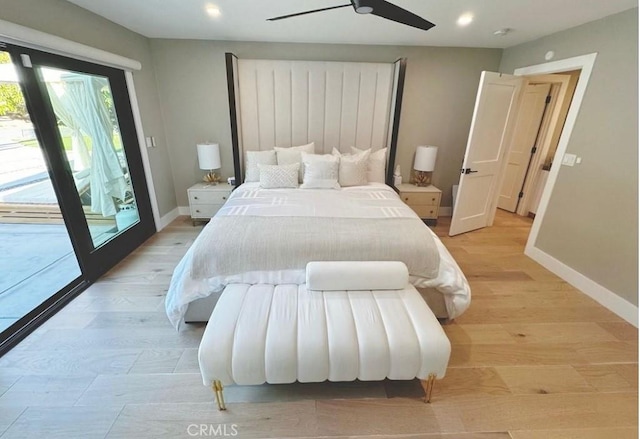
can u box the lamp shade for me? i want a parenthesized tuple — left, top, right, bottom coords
(414, 145, 438, 172)
(197, 143, 221, 170)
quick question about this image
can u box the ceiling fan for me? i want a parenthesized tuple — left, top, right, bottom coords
(267, 0, 435, 32)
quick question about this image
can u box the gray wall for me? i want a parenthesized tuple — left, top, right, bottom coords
(500, 8, 638, 305)
(0, 0, 177, 216)
(149, 40, 502, 207)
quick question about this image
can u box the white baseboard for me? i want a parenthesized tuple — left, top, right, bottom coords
(526, 245, 638, 327)
(158, 207, 180, 231)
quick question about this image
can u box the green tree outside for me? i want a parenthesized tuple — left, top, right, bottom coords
(0, 52, 27, 118)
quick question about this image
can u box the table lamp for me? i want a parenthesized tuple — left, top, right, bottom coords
(413, 145, 437, 187)
(197, 143, 221, 184)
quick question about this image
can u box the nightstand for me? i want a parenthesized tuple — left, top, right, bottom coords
(187, 183, 233, 225)
(396, 183, 442, 224)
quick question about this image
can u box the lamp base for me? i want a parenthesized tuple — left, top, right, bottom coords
(203, 171, 220, 185)
(414, 170, 432, 187)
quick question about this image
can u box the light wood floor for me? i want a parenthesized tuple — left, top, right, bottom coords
(0, 210, 636, 438)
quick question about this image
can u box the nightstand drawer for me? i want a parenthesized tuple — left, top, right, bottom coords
(188, 190, 230, 205)
(410, 205, 438, 219)
(400, 192, 440, 206)
(190, 204, 223, 219)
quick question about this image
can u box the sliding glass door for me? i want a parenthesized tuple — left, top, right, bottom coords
(0, 49, 82, 334)
(0, 43, 155, 352)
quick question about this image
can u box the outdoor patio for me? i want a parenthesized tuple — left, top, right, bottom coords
(0, 223, 81, 332)
(0, 135, 116, 334)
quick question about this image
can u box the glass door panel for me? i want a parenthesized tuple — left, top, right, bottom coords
(39, 67, 140, 248)
(0, 50, 82, 335)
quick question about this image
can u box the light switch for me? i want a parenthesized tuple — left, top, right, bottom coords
(145, 137, 153, 148)
(561, 153, 577, 167)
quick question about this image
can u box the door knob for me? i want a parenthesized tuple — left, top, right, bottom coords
(461, 168, 478, 174)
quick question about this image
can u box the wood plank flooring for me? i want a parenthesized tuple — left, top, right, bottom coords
(0, 211, 636, 438)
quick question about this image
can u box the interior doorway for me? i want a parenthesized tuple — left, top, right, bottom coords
(450, 53, 597, 241)
(497, 70, 581, 219)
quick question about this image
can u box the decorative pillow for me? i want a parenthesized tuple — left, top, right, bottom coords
(350, 146, 388, 183)
(258, 163, 300, 189)
(245, 150, 277, 182)
(332, 147, 370, 187)
(300, 152, 340, 189)
(275, 142, 315, 182)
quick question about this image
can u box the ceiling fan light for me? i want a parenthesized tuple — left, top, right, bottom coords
(352, 0, 373, 14)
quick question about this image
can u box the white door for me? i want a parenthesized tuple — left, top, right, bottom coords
(497, 83, 551, 212)
(449, 72, 524, 236)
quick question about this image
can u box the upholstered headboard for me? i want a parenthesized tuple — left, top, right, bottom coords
(226, 54, 406, 185)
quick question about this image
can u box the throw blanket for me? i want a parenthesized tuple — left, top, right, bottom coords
(191, 216, 440, 280)
(165, 183, 473, 330)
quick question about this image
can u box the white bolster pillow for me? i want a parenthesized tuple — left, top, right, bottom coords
(306, 261, 409, 291)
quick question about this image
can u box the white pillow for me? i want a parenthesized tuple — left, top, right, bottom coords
(300, 152, 340, 189)
(245, 150, 276, 182)
(332, 147, 370, 187)
(350, 146, 388, 183)
(275, 142, 315, 182)
(258, 163, 300, 189)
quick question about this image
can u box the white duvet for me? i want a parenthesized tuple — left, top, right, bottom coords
(165, 183, 471, 329)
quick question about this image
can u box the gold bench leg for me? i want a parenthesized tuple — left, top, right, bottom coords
(420, 373, 437, 403)
(212, 380, 227, 411)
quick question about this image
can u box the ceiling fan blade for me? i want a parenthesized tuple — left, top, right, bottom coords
(267, 4, 351, 21)
(368, 0, 435, 31)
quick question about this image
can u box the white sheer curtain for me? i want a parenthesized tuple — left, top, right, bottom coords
(45, 87, 91, 171)
(46, 74, 128, 217)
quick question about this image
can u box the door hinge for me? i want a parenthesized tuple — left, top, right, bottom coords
(531, 146, 537, 154)
(545, 95, 551, 104)
(518, 191, 524, 198)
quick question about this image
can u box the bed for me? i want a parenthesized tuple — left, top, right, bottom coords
(165, 56, 470, 328)
(165, 182, 470, 329)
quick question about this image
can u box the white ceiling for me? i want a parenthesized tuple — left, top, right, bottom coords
(65, 0, 637, 48)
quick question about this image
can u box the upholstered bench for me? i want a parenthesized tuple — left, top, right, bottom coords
(198, 262, 451, 410)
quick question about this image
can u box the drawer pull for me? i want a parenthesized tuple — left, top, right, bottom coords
(194, 196, 198, 200)
(222, 196, 226, 200)
(196, 210, 200, 213)
(404, 197, 409, 201)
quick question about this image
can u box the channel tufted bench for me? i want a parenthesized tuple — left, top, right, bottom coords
(198, 261, 451, 410)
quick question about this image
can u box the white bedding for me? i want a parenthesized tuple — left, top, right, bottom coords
(166, 183, 471, 329)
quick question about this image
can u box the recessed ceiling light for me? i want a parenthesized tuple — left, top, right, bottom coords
(457, 13, 473, 27)
(206, 5, 221, 17)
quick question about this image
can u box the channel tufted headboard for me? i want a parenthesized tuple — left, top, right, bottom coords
(225, 54, 406, 186)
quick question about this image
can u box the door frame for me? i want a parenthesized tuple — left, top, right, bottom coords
(511, 53, 597, 255)
(515, 74, 571, 216)
(497, 81, 552, 213)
